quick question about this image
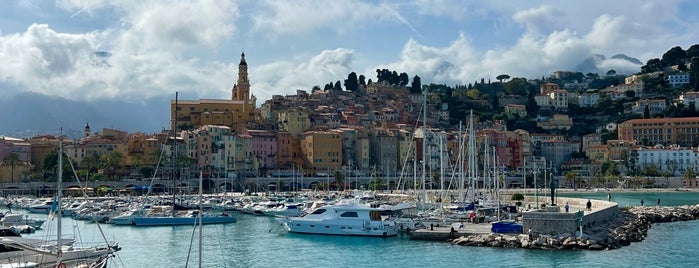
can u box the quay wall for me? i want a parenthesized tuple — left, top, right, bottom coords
(522, 196, 619, 235)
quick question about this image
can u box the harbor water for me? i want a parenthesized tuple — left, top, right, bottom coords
(22, 191, 699, 267)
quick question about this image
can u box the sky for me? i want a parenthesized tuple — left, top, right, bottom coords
(1, 0, 699, 107)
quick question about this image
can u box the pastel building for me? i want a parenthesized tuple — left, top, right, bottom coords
(301, 130, 342, 171)
(618, 117, 699, 146)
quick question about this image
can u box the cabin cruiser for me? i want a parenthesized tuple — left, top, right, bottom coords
(279, 201, 398, 237)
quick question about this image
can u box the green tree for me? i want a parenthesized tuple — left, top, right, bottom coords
(333, 170, 345, 191)
(410, 75, 422, 94)
(661, 46, 686, 66)
(691, 57, 699, 90)
(2, 153, 21, 183)
(42, 149, 74, 182)
(503, 77, 531, 96)
(100, 151, 124, 180)
(358, 74, 366, 87)
(399, 72, 410, 87)
(641, 58, 663, 73)
(644, 105, 651, 118)
(606, 69, 616, 76)
(511, 193, 524, 208)
(496, 74, 510, 83)
(344, 72, 359, 92)
(687, 44, 699, 59)
(333, 80, 342, 91)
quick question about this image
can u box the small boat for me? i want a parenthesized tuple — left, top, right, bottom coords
(0, 213, 45, 230)
(279, 201, 397, 237)
(25, 200, 54, 214)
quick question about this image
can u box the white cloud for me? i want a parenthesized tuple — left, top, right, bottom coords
(1, 0, 697, 107)
(512, 5, 559, 35)
(251, 0, 415, 37)
(252, 48, 354, 103)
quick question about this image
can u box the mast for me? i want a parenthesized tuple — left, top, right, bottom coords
(172, 92, 179, 217)
(198, 171, 203, 268)
(458, 122, 464, 205)
(439, 135, 444, 208)
(468, 110, 476, 205)
(57, 136, 64, 262)
(422, 88, 427, 204)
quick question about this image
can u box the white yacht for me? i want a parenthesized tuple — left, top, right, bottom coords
(279, 202, 397, 237)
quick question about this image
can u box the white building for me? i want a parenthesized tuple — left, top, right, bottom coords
(679, 91, 699, 110)
(632, 99, 667, 116)
(578, 93, 600, 108)
(668, 74, 690, 87)
(633, 145, 699, 176)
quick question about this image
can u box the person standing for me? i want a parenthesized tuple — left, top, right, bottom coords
(641, 199, 645, 206)
(657, 198, 661, 206)
(608, 193, 611, 201)
(528, 227, 533, 240)
(586, 199, 592, 211)
(564, 202, 569, 213)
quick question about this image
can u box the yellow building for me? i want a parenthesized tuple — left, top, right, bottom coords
(278, 108, 312, 138)
(504, 104, 527, 118)
(172, 53, 256, 131)
(585, 145, 610, 162)
(537, 114, 573, 130)
(607, 140, 636, 161)
(301, 131, 342, 171)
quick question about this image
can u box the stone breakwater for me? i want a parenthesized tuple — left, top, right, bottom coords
(451, 205, 699, 250)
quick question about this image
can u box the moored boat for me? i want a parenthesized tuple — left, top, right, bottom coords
(279, 201, 397, 237)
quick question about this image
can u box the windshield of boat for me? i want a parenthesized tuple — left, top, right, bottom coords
(310, 209, 326, 215)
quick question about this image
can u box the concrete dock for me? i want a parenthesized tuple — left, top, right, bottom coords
(409, 222, 492, 241)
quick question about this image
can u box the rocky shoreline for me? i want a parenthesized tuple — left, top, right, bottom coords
(451, 204, 699, 250)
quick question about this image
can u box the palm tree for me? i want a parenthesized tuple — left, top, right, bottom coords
(2, 153, 21, 183)
(100, 151, 124, 180)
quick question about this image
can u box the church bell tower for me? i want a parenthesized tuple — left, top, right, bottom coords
(232, 52, 250, 102)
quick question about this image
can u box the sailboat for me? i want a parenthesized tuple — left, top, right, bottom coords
(0, 136, 120, 267)
(130, 93, 236, 226)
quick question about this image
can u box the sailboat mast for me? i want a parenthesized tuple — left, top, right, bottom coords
(422, 88, 427, 204)
(173, 92, 179, 217)
(468, 110, 476, 204)
(198, 171, 203, 268)
(439, 135, 444, 207)
(57, 137, 63, 261)
(458, 122, 464, 205)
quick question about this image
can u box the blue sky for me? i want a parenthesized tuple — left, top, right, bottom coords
(1, 0, 698, 105)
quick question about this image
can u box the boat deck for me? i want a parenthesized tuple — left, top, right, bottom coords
(408, 222, 492, 241)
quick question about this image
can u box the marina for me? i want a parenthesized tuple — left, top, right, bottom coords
(0, 190, 693, 267)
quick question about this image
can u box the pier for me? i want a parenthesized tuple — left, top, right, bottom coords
(409, 222, 492, 240)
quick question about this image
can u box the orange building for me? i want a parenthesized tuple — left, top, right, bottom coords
(617, 117, 699, 146)
(300, 130, 342, 171)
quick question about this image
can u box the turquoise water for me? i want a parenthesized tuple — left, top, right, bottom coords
(23, 192, 699, 267)
(557, 190, 699, 207)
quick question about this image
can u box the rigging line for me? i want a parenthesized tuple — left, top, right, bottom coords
(65, 154, 113, 249)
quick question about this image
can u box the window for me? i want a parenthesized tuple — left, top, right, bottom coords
(310, 209, 326, 215)
(340, 211, 358, 218)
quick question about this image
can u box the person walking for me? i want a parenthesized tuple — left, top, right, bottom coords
(586, 199, 592, 211)
(657, 198, 661, 206)
(564, 202, 569, 213)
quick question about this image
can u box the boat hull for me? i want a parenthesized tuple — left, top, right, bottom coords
(132, 216, 236, 226)
(283, 220, 397, 237)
